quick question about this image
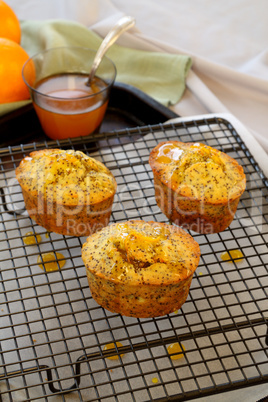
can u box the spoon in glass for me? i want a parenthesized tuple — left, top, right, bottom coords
(86, 15, 135, 86)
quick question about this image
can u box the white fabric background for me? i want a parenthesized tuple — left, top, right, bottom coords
(8, 0, 268, 156)
(3, 1, 268, 401)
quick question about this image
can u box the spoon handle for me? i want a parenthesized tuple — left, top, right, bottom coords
(87, 15, 135, 84)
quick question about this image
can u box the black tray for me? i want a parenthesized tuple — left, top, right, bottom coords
(0, 82, 178, 147)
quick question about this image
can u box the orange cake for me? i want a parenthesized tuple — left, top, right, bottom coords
(82, 220, 200, 317)
(15, 149, 117, 236)
(149, 141, 246, 234)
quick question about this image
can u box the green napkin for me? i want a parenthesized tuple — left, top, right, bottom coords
(0, 19, 191, 116)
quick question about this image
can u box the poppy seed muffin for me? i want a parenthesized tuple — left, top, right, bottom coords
(81, 220, 200, 317)
(15, 149, 117, 236)
(149, 141, 246, 234)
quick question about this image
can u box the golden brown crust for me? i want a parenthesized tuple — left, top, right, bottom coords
(82, 220, 200, 317)
(16, 149, 117, 236)
(149, 141, 246, 233)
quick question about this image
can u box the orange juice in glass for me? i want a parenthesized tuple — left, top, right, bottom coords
(22, 47, 116, 140)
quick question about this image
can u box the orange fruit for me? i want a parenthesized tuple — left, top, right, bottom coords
(0, 0, 21, 43)
(0, 38, 35, 104)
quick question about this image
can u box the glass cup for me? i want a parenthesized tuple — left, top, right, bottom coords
(22, 47, 117, 140)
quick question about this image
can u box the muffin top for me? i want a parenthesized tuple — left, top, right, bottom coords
(15, 149, 117, 205)
(149, 141, 246, 203)
(82, 220, 200, 286)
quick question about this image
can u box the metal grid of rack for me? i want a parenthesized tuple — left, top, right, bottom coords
(0, 116, 267, 401)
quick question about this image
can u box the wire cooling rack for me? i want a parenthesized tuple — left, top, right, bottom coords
(0, 116, 267, 401)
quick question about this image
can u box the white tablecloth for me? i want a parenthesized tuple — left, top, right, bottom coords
(8, 0, 268, 157)
(4, 1, 268, 401)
